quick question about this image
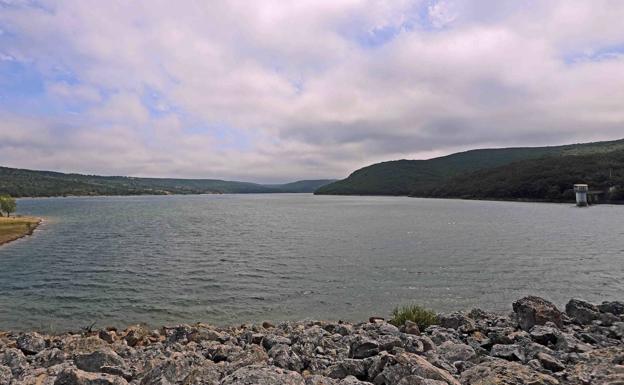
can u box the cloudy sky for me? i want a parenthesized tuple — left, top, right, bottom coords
(1, 0, 624, 182)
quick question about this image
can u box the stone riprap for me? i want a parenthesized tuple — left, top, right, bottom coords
(1, 296, 623, 385)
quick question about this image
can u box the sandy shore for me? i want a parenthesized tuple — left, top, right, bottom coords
(0, 216, 41, 246)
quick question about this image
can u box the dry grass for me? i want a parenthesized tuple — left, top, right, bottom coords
(0, 216, 41, 245)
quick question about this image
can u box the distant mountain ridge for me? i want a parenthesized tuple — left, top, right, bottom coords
(315, 138, 624, 201)
(0, 166, 335, 197)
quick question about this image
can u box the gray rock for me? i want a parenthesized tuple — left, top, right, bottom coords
(326, 359, 368, 379)
(609, 322, 624, 339)
(140, 352, 204, 385)
(555, 332, 592, 353)
(16, 332, 46, 355)
(397, 376, 448, 385)
(263, 335, 291, 350)
(377, 323, 400, 335)
(490, 344, 525, 362)
(339, 376, 372, 385)
(207, 344, 243, 363)
(373, 352, 460, 385)
(99, 330, 116, 344)
(376, 335, 402, 353)
(0, 366, 11, 385)
(536, 352, 565, 372)
(461, 359, 559, 385)
(418, 336, 435, 353)
(0, 348, 29, 376)
(529, 324, 559, 345)
(437, 341, 476, 363)
(598, 301, 624, 315)
(33, 348, 67, 368)
(566, 299, 600, 325)
(54, 368, 128, 385)
(349, 337, 379, 359)
(220, 365, 305, 385)
(512, 296, 563, 331)
(74, 348, 126, 373)
(123, 325, 149, 347)
(599, 312, 621, 327)
(438, 312, 475, 332)
(268, 344, 303, 372)
(181, 361, 222, 385)
(403, 321, 420, 336)
(227, 344, 269, 372)
(305, 375, 338, 385)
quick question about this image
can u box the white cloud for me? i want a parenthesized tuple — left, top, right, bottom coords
(0, 0, 623, 182)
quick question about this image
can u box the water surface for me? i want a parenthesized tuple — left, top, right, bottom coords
(1, 194, 622, 331)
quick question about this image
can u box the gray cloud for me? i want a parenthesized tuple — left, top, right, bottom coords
(0, 0, 623, 182)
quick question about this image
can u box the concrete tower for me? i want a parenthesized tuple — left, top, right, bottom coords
(574, 184, 588, 207)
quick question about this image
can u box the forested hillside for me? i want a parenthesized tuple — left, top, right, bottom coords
(419, 150, 624, 202)
(315, 138, 624, 198)
(0, 167, 333, 197)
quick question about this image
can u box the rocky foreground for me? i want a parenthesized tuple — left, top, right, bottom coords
(2, 296, 624, 385)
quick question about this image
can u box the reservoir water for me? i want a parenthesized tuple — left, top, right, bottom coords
(0, 194, 622, 331)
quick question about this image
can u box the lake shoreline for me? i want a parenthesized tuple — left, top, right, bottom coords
(1, 296, 622, 384)
(0, 216, 42, 247)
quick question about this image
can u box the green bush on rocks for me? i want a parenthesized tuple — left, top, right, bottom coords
(390, 304, 438, 329)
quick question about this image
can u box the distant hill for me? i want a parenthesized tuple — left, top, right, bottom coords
(421, 149, 624, 202)
(315, 138, 624, 198)
(0, 167, 335, 197)
(263, 180, 337, 193)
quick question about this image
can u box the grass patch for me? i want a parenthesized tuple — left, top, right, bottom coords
(0, 216, 40, 245)
(390, 304, 438, 329)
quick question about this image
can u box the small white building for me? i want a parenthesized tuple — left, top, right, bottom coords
(574, 184, 588, 207)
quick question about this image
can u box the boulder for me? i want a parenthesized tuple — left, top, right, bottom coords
(99, 330, 116, 344)
(437, 341, 476, 363)
(598, 301, 624, 316)
(74, 348, 126, 373)
(529, 324, 560, 345)
(403, 321, 420, 336)
(220, 365, 305, 385)
(227, 344, 269, 372)
(461, 359, 559, 385)
(140, 352, 204, 385)
(0, 366, 11, 385)
(374, 352, 460, 385)
(123, 325, 150, 347)
(565, 299, 600, 325)
(512, 296, 563, 331)
(305, 375, 338, 385)
(0, 348, 29, 376)
(33, 348, 68, 368)
(63, 336, 108, 354)
(349, 337, 379, 359)
(490, 344, 525, 362)
(54, 368, 128, 385)
(268, 344, 304, 371)
(263, 335, 292, 350)
(325, 359, 368, 380)
(438, 312, 475, 332)
(16, 332, 46, 355)
(181, 361, 223, 385)
(536, 352, 565, 372)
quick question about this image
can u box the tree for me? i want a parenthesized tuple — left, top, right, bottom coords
(0, 195, 16, 217)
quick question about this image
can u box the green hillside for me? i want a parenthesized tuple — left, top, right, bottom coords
(264, 180, 336, 193)
(315, 138, 624, 196)
(0, 167, 333, 197)
(419, 149, 624, 202)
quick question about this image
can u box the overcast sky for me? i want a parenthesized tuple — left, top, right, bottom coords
(1, 1, 624, 182)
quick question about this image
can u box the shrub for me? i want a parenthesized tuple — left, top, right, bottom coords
(390, 304, 438, 329)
